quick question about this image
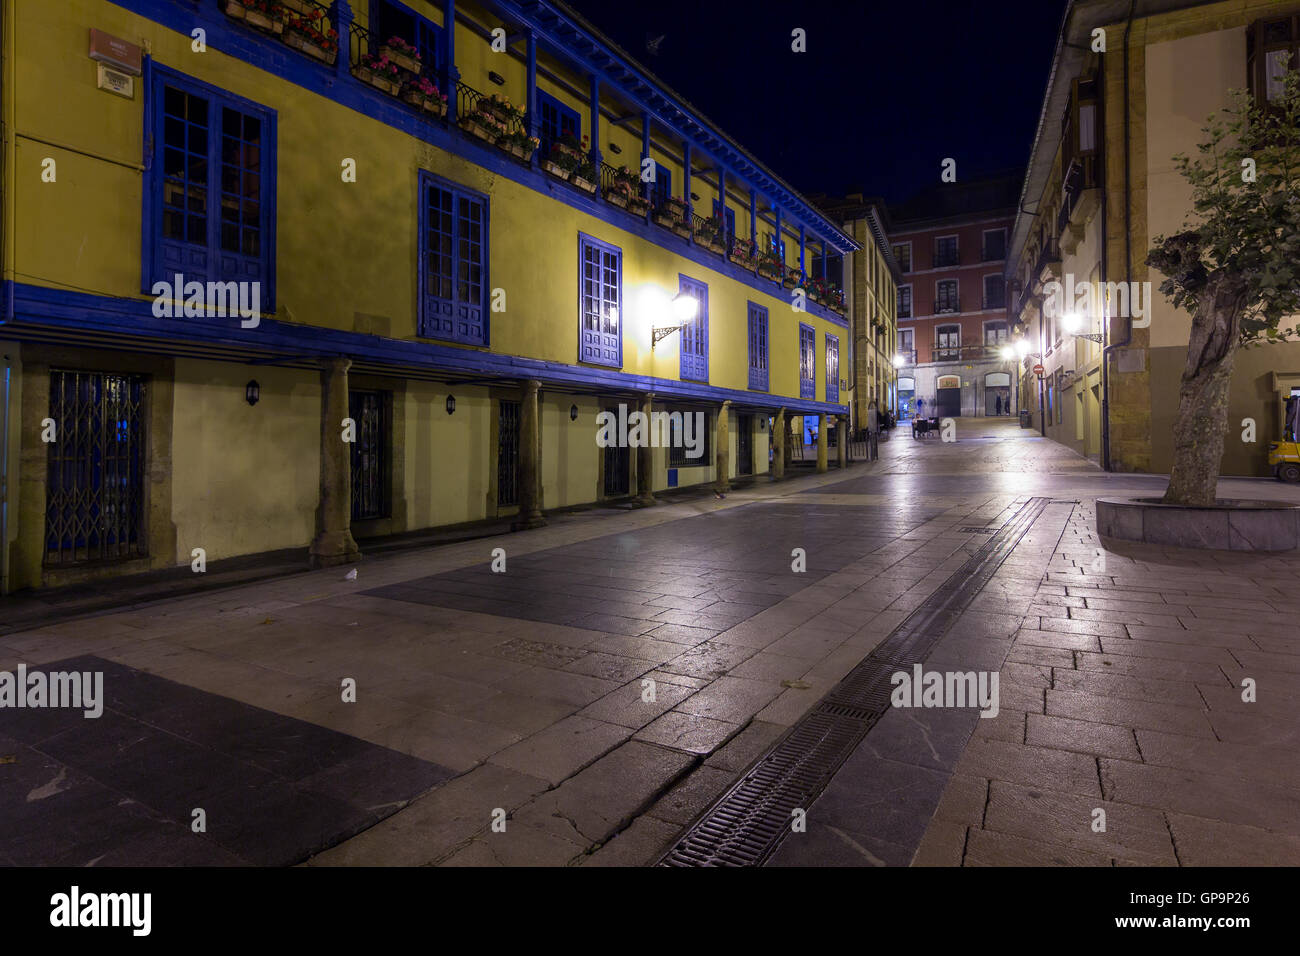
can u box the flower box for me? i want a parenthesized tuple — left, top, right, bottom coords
(627, 197, 651, 216)
(605, 191, 629, 209)
(224, 0, 247, 19)
(757, 265, 781, 281)
(730, 251, 756, 269)
(782, 275, 798, 289)
(286, 31, 337, 64)
(379, 45, 421, 75)
(652, 210, 677, 227)
(704, 239, 726, 255)
(543, 160, 572, 180)
(460, 116, 498, 142)
(242, 4, 285, 34)
(672, 221, 692, 239)
(403, 90, 447, 116)
(571, 175, 599, 194)
(501, 140, 529, 159)
(354, 67, 400, 96)
(279, 0, 313, 12)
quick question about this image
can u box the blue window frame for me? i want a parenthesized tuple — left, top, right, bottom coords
(537, 90, 581, 161)
(747, 302, 768, 391)
(371, 0, 443, 77)
(678, 275, 709, 382)
(766, 230, 786, 259)
(651, 162, 672, 207)
(578, 233, 622, 367)
(713, 199, 735, 240)
(418, 171, 488, 345)
(799, 323, 815, 400)
(826, 334, 840, 403)
(144, 65, 277, 306)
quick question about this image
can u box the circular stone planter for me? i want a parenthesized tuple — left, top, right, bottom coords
(1096, 497, 1300, 552)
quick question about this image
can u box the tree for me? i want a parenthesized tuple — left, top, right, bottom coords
(1147, 66, 1300, 506)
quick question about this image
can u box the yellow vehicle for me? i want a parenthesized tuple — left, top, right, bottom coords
(1270, 396, 1300, 483)
(1269, 440, 1300, 483)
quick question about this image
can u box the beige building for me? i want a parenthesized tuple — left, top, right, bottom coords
(816, 195, 902, 432)
(1008, 0, 1300, 474)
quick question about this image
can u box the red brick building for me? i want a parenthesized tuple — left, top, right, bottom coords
(889, 174, 1021, 418)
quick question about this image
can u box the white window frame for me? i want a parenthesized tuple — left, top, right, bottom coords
(897, 283, 913, 319)
(981, 227, 1007, 261)
(892, 241, 912, 273)
(983, 319, 1009, 346)
(934, 233, 959, 267)
(982, 273, 1005, 310)
(936, 323, 961, 360)
(935, 278, 960, 314)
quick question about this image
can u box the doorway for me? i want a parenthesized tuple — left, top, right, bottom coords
(737, 413, 753, 476)
(602, 404, 630, 496)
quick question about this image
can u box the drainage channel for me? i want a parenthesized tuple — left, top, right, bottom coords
(657, 495, 1052, 867)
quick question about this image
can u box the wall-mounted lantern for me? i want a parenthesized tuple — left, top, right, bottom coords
(245, 380, 260, 406)
(569, 404, 579, 421)
(446, 395, 456, 415)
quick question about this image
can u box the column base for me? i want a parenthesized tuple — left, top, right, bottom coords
(309, 530, 361, 569)
(512, 513, 548, 531)
(633, 493, 657, 507)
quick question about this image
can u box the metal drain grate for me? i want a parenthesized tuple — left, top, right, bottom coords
(657, 496, 1051, 867)
(957, 526, 998, 534)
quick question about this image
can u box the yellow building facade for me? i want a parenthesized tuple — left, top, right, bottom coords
(1008, 0, 1300, 474)
(0, 0, 859, 591)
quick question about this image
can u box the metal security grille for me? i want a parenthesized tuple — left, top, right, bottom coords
(602, 406, 630, 497)
(668, 410, 710, 468)
(498, 400, 520, 507)
(45, 370, 147, 566)
(349, 390, 389, 521)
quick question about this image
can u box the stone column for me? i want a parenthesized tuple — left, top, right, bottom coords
(310, 357, 362, 568)
(773, 408, 786, 479)
(837, 416, 848, 469)
(514, 379, 546, 529)
(714, 400, 731, 494)
(636, 392, 655, 506)
(816, 413, 828, 473)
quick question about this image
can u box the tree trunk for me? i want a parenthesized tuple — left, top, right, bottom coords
(1162, 274, 1248, 506)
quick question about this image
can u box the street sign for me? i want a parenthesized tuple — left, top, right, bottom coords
(1032, 363, 1045, 376)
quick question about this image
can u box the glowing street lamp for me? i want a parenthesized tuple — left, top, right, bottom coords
(1060, 310, 1104, 344)
(647, 289, 699, 347)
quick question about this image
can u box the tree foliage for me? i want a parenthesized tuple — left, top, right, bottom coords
(1147, 66, 1300, 345)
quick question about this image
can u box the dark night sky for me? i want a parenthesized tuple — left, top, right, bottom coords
(562, 0, 1070, 206)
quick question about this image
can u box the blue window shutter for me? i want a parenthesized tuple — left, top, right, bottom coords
(419, 171, 488, 345)
(578, 233, 622, 367)
(714, 200, 735, 239)
(747, 302, 768, 391)
(148, 68, 276, 309)
(678, 275, 708, 382)
(156, 83, 212, 287)
(826, 335, 839, 403)
(800, 323, 815, 400)
(537, 90, 580, 159)
(653, 163, 672, 206)
(215, 106, 268, 287)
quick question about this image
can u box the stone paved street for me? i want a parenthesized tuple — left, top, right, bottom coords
(3, 417, 1298, 866)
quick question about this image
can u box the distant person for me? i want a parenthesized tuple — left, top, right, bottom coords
(995, 394, 1003, 416)
(867, 401, 880, 461)
(916, 397, 925, 418)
